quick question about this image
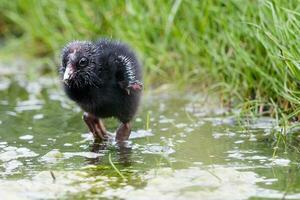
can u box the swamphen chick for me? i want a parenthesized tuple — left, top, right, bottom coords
(59, 39, 143, 142)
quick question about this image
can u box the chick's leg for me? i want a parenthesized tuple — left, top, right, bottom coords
(83, 112, 108, 141)
(116, 122, 131, 142)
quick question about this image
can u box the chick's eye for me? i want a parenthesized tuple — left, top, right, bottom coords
(78, 57, 89, 67)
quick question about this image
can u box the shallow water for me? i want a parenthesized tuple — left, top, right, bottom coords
(0, 76, 299, 200)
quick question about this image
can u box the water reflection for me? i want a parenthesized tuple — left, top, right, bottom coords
(88, 139, 133, 167)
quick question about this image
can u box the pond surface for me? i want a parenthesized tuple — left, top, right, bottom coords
(0, 76, 299, 200)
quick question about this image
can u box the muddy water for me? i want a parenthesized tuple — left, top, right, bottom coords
(0, 76, 299, 200)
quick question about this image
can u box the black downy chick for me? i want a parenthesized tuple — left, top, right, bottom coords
(60, 39, 143, 142)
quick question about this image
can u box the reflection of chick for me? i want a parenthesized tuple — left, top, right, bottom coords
(59, 39, 143, 142)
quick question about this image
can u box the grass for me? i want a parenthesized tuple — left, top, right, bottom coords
(108, 153, 126, 180)
(1, 1, 300, 131)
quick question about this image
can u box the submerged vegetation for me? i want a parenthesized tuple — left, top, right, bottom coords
(1, 1, 300, 126)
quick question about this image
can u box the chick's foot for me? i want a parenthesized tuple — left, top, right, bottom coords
(116, 122, 131, 142)
(83, 112, 109, 141)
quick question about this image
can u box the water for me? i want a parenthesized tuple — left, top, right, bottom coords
(0, 76, 299, 200)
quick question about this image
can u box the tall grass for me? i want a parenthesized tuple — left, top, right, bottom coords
(1, 0, 300, 123)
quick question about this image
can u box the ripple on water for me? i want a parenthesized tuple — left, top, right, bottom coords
(33, 114, 44, 120)
(203, 117, 236, 126)
(15, 98, 43, 112)
(0, 146, 38, 162)
(130, 129, 153, 139)
(40, 149, 103, 164)
(141, 144, 175, 155)
(19, 135, 34, 140)
(3, 160, 23, 175)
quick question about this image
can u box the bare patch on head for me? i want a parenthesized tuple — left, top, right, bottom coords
(69, 46, 80, 53)
(69, 50, 77, 61)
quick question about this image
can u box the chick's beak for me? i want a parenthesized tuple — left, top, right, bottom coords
(63, 64, 75, 82)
